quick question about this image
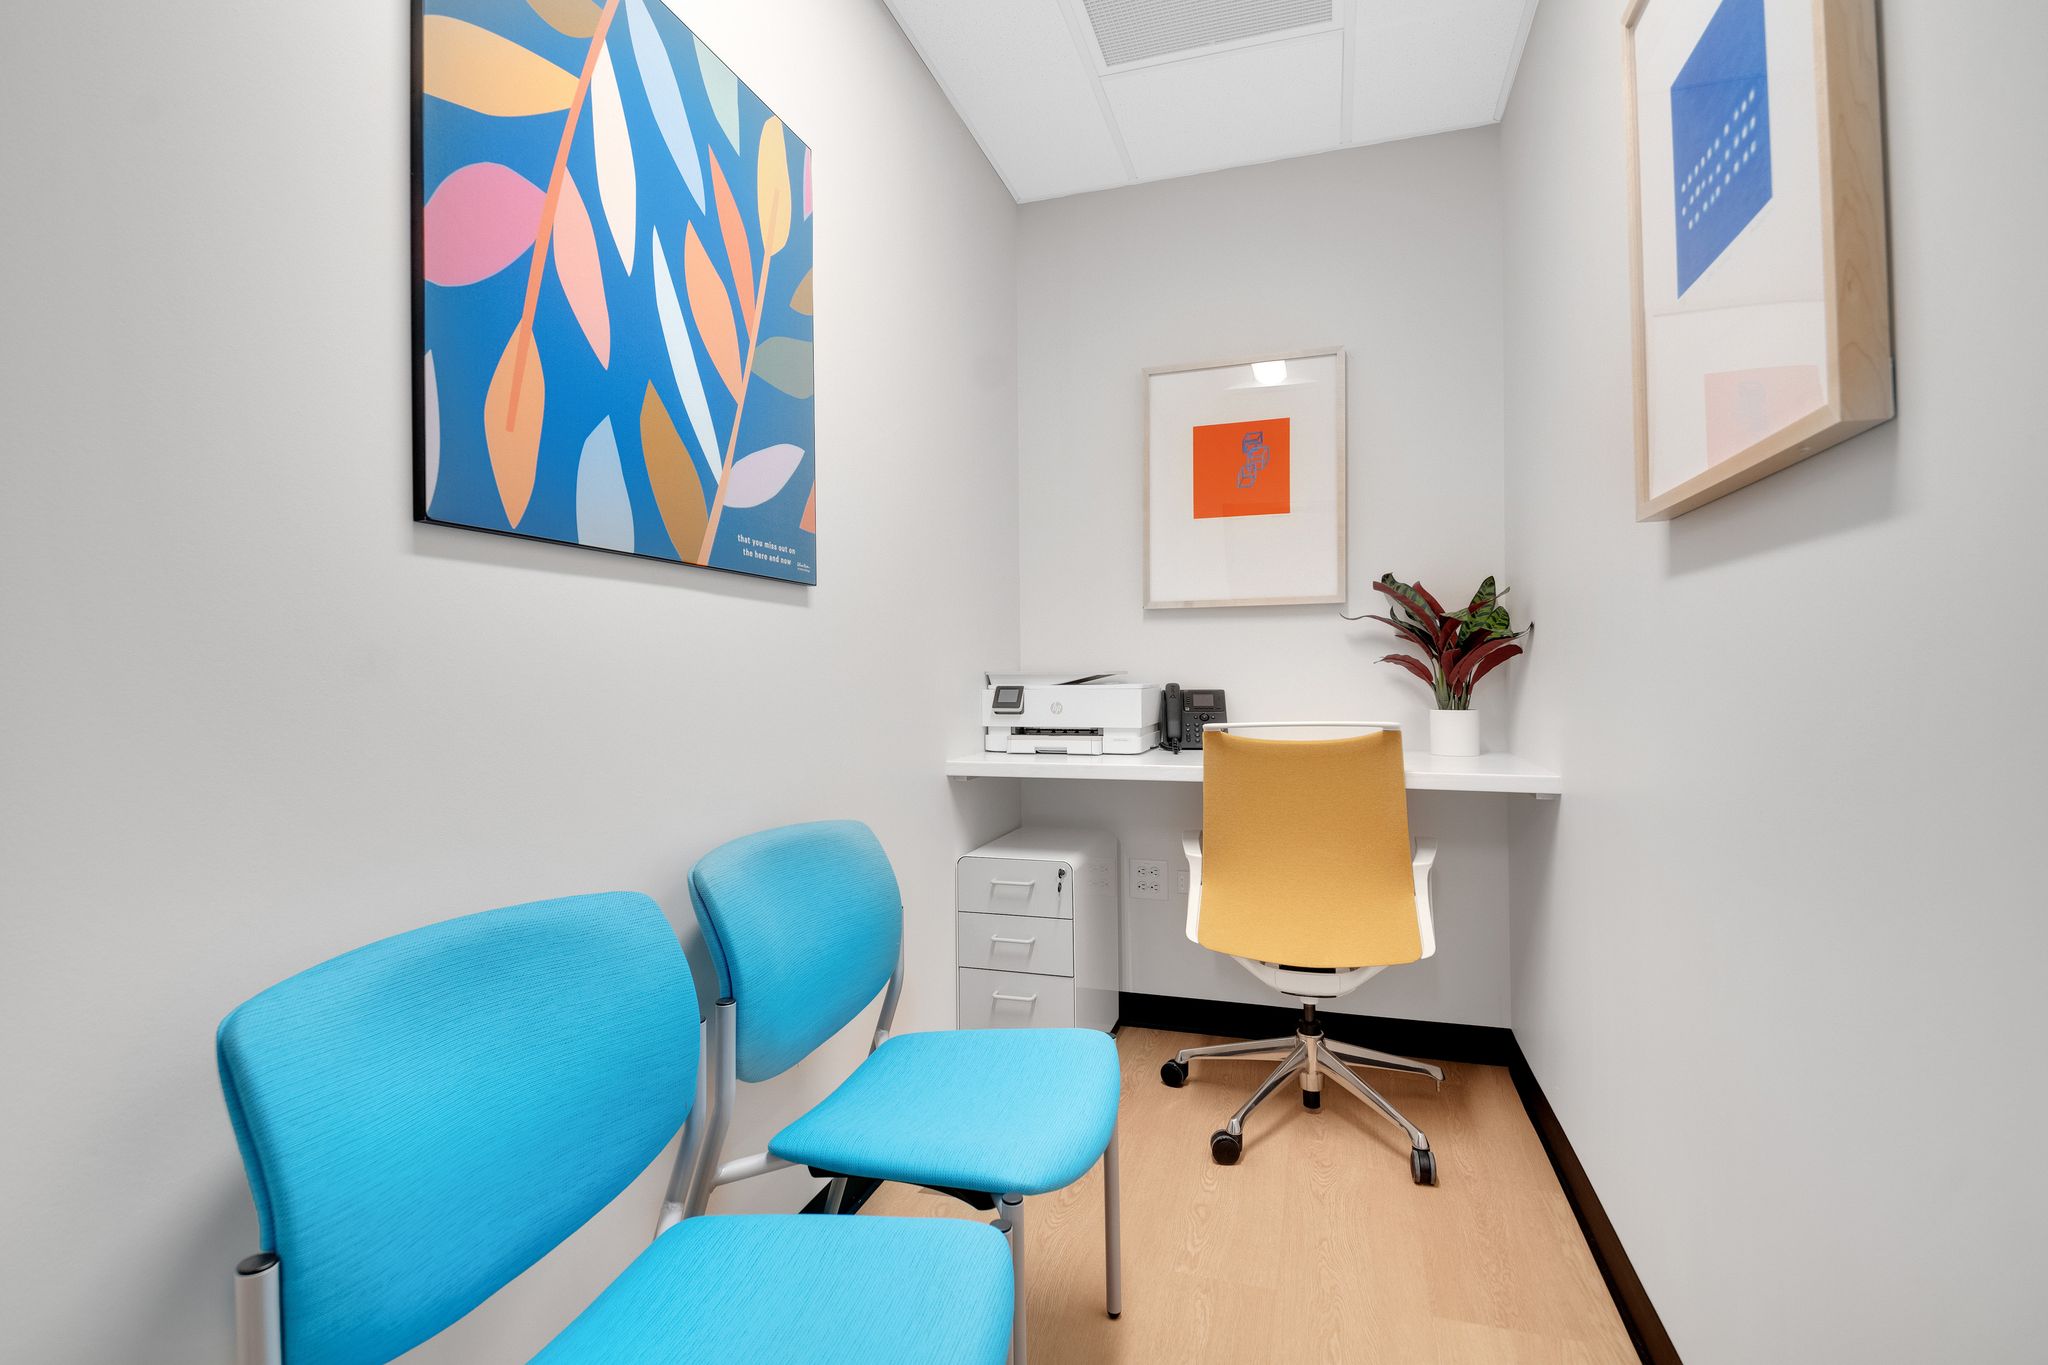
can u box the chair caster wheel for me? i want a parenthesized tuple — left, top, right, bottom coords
(1302, 1089, 1321, 1110)
(1210, 1130, 1242, 1165)
(1160, 1060, 1189, 1088)
(1411, 1148, 1437, 1185)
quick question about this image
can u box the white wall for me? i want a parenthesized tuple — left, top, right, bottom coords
(1014, 133, 1515, 1025)
(0, 2, 1020, 1361)
(1500, 1, 2048, 1360)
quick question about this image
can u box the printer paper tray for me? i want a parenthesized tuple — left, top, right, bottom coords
(1006, 736, 1105, 756)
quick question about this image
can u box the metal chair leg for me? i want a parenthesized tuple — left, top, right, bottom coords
(822, 1175, 848, 1215)
(1324, 1039, 1445, 1086)
(998, 1193, 1026, 1363)
(235, 1253, 282, 1365)
(1222, 1042, 1307, 1138)
(1102, 1125, 1122, 1320)
(1320, 1050, 1429, 1150)
(1174, 1035, 1300, 1065)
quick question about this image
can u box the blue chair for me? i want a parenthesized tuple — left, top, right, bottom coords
(216, 891, 1012, 1365)
(672, 822, 1124, 1364)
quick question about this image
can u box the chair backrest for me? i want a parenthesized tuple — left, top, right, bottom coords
(1198, 727, 1422, 969)
(688, 820, 902, 1082)
(216, 892, 698, 1365)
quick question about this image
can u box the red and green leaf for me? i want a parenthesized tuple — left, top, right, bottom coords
(1363, 612, 1436, 655)
(1374, 575, 1440, 630)
(1380, 653, 1437, 687)
(1449, 639, 1522, 691)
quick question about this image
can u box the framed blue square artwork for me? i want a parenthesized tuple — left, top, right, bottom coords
(1670, 0, 1773, 295)
(1625, 0, 1892, 520)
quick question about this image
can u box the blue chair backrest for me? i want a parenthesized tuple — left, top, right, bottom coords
(216, 892, 698, 1365)
(689, 820, 902, 1082)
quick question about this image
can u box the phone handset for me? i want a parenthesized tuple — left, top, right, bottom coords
(1161, 683, 1183, 751)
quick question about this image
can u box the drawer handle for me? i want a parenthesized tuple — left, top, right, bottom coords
(988, 878, 1036, 895)
(991, 991, 1039, 1004)
(989, 935, 1037, 946)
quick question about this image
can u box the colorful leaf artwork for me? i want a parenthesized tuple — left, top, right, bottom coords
(751, 337, 813, 399)
(422, 351, 441, 511)
(553, 173, 609, 365)
(575, 417, 634, 551)
(689, 115, 802, 563)
(625, 0, 705, 210)
(641, 385, 708, 560)
(696, 38, 740, 149)
(483, 323, 545, 526)
(651, 231, 722, 482)
(709, 153, 754, 314)
(757, 117, 792, 257)
(421, 17, 577, 116)
(423, 163, 544, 286)
(589, 46, 636, 274)
(526, 0, 602, 39)
(682, 224, 743, 397)
(417, 0, 813, 582)
(724, 444, 805, 509)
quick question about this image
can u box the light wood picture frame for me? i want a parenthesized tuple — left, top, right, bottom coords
(1623, 0, 1892, 521)
(1143, 348, 1347, 610)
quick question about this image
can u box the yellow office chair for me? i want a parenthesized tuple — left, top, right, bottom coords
(1161, 722, 1443, 1183)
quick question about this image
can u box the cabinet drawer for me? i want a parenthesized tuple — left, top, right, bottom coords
(957, 912, 1075, 977)
(957, 967, 1075, 1030)
(957, 856, 1069, 919)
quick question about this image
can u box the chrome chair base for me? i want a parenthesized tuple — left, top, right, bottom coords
(1160, 1004, 1443, 1185)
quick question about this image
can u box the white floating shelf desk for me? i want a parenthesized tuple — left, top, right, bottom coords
(945, 748, 1561, 797)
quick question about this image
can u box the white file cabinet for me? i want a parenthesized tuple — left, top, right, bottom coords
(956, 827, 1119, 1032)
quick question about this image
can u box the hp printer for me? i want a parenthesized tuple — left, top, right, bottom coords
(982, 672, 1163, 755)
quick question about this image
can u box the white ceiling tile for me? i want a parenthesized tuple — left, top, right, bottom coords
(885, 0, 1129, 201)
(1350, 0, 1531, 145)
(1081, 0, 1334, 68)
(885, 0, 1536, 202)
(1102, 31, 1347, 182)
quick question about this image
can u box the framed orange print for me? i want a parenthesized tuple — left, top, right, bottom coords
(1191, 419, 1291, 520)
(1144, 349, 1345, 609)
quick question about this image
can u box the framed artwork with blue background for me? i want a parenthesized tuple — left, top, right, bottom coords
(1622, 0, 1892, 520)
(413, 0, 817, 582)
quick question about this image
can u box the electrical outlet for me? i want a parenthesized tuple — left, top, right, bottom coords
(1128, 858, 1167, 900)
(1176, 867, 1190, 895)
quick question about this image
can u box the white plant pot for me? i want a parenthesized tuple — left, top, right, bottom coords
(1428, 709, 1482, 757)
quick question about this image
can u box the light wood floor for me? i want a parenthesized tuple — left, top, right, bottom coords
(863, 1028, 1635, 1363)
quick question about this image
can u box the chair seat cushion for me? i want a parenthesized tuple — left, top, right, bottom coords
(769, 1028, 1121, 1196)
(530, 1214, 1011, 1364)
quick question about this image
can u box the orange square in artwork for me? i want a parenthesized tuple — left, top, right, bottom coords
(1192, 419, 1291, 519)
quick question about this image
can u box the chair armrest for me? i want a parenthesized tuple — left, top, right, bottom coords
(1411, 840, 1439, 960)
(1182, 831, 1203, 945)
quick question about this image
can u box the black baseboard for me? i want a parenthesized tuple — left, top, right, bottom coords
(1506, 1039, 1679, 1365)
(1120, 991, 1678, 1365)
(1116, 990, 1518, 1067)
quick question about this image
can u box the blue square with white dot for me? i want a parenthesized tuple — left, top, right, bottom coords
(1671, 0, 1772, 296)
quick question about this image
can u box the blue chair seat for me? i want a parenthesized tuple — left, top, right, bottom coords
(769, 1028, 1121, 1196)
(532, 1214, 1012, 1364)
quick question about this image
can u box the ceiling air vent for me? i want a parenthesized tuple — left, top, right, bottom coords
(1081, 0, 1334, 67)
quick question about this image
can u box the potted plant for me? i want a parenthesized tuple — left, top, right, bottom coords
(1366, 573, 1526, 757)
